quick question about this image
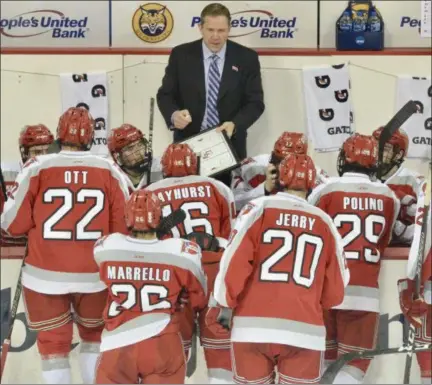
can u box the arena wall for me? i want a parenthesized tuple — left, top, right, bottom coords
(0, 253, 422, 384)
(1, 54, 431, 177)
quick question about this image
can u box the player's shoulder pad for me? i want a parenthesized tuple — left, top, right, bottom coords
(17, 155, 47, 178)
(308, 178, 334, 205)
(94, 233, 126, 253)
(236, 198, 263, 223)
(163, 238, 203, 266)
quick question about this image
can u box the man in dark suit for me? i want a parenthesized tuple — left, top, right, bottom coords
(157, 3, 265, 185)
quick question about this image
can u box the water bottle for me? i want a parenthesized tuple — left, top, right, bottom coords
(368, 10, 381, 32)
(339, 11, 352, 32)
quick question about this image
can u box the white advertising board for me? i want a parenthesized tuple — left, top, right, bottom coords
(320, 0, 432, 48)
(0, 1, 110, 47)
(111, 1, 318, 48)
(0, 256, 421, 384)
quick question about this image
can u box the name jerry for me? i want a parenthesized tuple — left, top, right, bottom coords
(107, 266, 171, 282)
(157, 185, 212, 203)
(276, 213, 316, 230)
(343, 197, 384, 211)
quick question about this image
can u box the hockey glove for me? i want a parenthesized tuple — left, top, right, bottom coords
(174, 288, 189, 312)
(205, 304, 233, 336)
(183, 232, 220, 251)
(398, 278, 428, 328)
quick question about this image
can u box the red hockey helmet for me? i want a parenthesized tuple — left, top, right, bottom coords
(372, 126, 409, 156)
(161, 143, 198, 177)
(125, 190, 162, 232)
(19, 124, 54, 162)
(337, 134, 378, 176)
(57, 107, 95, 150)
(271, 132, 308, 164)
(278, 153, 316, 191)
(108, 124, 151, 171)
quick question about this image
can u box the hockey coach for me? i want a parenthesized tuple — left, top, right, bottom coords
(157, 2, 265, 186)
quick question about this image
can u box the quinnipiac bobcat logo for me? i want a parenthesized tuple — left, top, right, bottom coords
(132, 3, 174, 43)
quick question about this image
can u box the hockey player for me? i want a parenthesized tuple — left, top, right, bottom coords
(108, 124, 162, 191)
(372, 127, 424, 243)
(398, 178, 431, 384)
(1, 107, 130, 384)
(94, 190, 207, 384)
(146, 142, 236, 384)
(308, 133, 400, 384)
(212, 153, 349, 384)
(1, 124, 54, 246)
(231, 131, 329, 212)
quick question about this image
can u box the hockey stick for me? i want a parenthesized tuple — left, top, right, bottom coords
(0, 166, 29, 382)
(0, 167, 27, 382)
(0, 258, 25, 382)
(320, 343, 432, 384)
(183, 232, 220, 251)
(0, 167, 7, 200)
(186, 321, 198, 378)
(146, 97, 155, 187)
(377, 100, 418, 180)
(403, 162, 431, 384)
(156, 209, 186, 238)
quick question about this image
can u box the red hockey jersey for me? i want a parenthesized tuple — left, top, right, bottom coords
(407, 180, 431, 304)
(214, 193, 349, 352)
(94, 233, 207, 351)
(309, 172, 400, 313)
(231, 154, 330, 212)
(0, 151, 130, 294)
(145, 175, 235, 241)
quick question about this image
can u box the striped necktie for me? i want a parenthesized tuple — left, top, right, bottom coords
(206, 54, 221, 129)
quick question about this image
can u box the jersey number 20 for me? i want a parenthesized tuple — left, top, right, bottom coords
(260, 229, 323, 288)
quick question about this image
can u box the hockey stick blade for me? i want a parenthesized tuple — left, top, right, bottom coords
(156, 209, 186, 237)
(321, 343, 432, 384)
(380, 100, 418, 146)
(378, 100, 418, 179)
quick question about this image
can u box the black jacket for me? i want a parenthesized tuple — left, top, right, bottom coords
(156, 39, 265, 160)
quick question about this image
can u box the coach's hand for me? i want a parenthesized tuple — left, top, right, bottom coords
(172, 110, 192, 129)
(216, 122, 235, 138)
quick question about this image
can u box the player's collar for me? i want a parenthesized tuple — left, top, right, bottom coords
(126, 236, 159, 244)
(276, 192, 307, 202)
(342, 172, 370, 179)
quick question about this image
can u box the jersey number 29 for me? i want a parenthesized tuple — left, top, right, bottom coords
(333, 213, 386, 263)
